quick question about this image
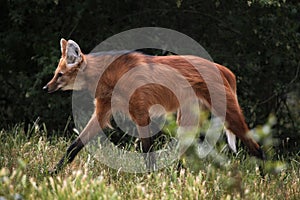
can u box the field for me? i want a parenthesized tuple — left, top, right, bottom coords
(0, 124, 299, 200)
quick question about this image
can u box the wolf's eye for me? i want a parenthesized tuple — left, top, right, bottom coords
(57, 72, 64, 78)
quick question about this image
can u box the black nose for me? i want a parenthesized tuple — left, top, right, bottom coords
(43, 85, 48, 92)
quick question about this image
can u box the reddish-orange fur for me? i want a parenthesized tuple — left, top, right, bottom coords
(44, 39, 264, 174)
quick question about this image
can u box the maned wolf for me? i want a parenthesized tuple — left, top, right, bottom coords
(43, 38, 265, 174)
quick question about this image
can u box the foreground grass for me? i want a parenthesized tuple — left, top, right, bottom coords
(0, 125, 299, 200)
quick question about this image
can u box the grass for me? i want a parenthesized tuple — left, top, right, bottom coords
(0, 124, 299, 200)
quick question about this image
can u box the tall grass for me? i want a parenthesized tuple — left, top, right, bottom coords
(0, 124, 299, 200)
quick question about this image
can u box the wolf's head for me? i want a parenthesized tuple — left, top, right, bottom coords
(43, 38, 87, 93)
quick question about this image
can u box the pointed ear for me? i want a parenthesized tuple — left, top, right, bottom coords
(66, 40, 82, 67)
(60, 38, 67, 57)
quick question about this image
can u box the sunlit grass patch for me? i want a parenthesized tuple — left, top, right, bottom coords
(0, 123, 299, 199)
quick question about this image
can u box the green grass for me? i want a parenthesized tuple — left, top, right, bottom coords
(0, 124, 299, 200)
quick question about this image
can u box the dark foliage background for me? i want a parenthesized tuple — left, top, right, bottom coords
(0, 0, 299, 153)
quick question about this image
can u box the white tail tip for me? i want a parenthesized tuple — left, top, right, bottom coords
(225, 129, 237, 153)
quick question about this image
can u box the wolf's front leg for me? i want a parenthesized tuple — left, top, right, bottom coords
(48, 139, 84, 175)
(49, 114, 100, 175)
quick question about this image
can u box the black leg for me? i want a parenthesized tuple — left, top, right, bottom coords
(141, 130, 165, 171)
(257, 146, 266, 160)
(141, 137, 156, 171)
(257, 146, 266, 178)
(49, 139, 84, 175)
